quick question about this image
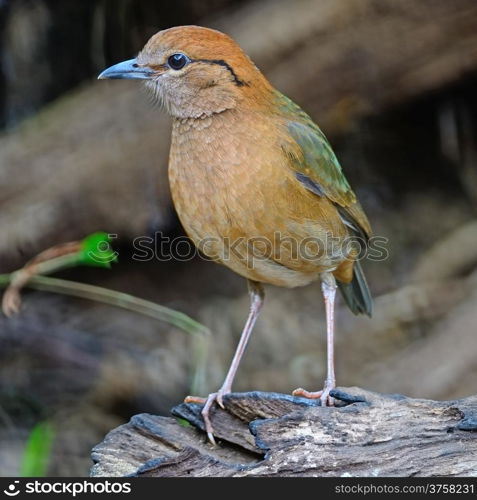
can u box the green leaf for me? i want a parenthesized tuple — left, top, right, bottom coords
(176, 417, 192, 428)
(20, 421, 55, 477)
(78, 232, 118, 268)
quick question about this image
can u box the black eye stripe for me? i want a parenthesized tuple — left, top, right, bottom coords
(165, 55, 249, 86)
(190, 58, 248, 87)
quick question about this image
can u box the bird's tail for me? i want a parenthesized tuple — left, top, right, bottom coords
(337, 260, 372, 317)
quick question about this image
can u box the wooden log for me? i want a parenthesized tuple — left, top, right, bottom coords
(91, 388, 477, 477)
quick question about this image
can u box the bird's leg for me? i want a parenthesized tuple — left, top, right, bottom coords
(185, 280, 264, 444)
(293, 272, 337, 406)
(214, 280, 265, 403)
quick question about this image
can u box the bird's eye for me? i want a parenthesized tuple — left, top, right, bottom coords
(167, 53, 189, 70)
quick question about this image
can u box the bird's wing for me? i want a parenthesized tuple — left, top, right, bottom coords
(279, 97, 371, 238)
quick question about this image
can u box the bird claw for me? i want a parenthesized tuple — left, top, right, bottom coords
(184, 389, 230, 445)
(292, 386, 335, 406)
(216, 390, 226, 409)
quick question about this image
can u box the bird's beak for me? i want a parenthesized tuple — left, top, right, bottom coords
(98, 59, 155, 80)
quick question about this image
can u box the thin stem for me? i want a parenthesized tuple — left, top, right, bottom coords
(0, 272, 210, 394)
(0, 274, 209, 338)
(30, 254, 82, 275)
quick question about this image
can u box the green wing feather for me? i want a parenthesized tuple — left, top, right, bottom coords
(277, 93, 371, 238)
(287, 120, 356, 207)
(277, 93, 373, 316)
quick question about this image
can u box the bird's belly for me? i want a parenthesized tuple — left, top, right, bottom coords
(169, 163, 349, 288)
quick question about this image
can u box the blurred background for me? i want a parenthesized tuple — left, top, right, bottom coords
(1, 0, 477, 476)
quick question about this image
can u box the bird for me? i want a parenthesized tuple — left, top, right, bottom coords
(98, 25, 372, 444)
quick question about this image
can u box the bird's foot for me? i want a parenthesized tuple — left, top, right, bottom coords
(293, 383, 335, 406)
(184, 388, 230, 445)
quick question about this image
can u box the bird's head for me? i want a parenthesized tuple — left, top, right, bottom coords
(98, 25, 270, 119)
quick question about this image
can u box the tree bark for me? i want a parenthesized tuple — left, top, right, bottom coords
(91, 388, 477, 477)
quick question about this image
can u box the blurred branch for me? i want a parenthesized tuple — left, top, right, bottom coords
(217, 0, 477, 131)
(412, 220, 477, 282)
(364, 270, 477, 398)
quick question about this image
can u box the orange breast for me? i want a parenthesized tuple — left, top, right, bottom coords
(168, 110, 351, 288)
